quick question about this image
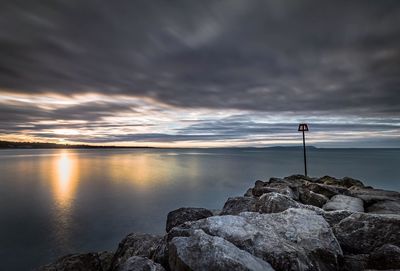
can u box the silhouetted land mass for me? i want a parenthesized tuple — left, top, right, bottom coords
(0, 140, 154, 149)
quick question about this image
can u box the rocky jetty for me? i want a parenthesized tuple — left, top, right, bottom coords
(37, 175, 400, 271)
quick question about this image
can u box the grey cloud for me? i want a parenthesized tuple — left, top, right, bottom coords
(0, 0, 399, 115)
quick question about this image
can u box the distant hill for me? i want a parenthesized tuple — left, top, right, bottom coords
(0, 140, 153, 149)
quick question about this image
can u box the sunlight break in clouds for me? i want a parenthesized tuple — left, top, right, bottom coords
(0, 1, 399, 147)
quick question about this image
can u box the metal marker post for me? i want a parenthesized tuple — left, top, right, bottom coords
(298, 123, 309, 176)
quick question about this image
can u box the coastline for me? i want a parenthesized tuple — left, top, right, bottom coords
(37, 175, 400, 271)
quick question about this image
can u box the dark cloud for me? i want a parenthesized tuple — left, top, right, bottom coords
(0, 0, 399, 114)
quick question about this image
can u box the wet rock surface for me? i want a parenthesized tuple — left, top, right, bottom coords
(322, 194, 364, 212)
(38, 175, 400, 271)
(166, 207, 213, 232)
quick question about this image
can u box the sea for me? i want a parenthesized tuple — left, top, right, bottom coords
(0, 148, 399, 270)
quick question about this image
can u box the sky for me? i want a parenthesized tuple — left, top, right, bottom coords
(0, 0, 399, 147)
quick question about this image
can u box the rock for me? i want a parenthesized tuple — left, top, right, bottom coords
(172, 208, 342, 271)
(244, 188, 253, 197)
(169, 229, 275, 271)
(342, 254, 370, 271)
(369, 244, 400, 269)
(322, 195, 364, 212)
(110, 233, 163, 271)
(117, 256, 165, 271)
(221, 196, 259, 215)
(321, 210, 354, 227)
(333, 213, 400, 254)
(299, 189, 329, 208)
(252, 181, 295, 198)
(37, 252, 112, 271)
(370, 245, 400, 270)
(367, 200, 400, 215)
(320, 176, 364, 188)
(304, 182, 348, 198)
(258, 192, 324, 215)
(258, 192, 301, 213)
(166, 207, 213, 232)
(346, 187, 400, 205)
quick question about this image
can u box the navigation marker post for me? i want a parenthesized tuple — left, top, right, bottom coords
(298, 123, 309, 176)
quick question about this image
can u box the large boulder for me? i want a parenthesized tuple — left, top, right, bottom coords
(117, 256, 165, 271)
(369, 244, 400, 269)
(252, 180, 295, 198)
(258, 192, 301, 213)
(333, 213, 400, 254)
(169, 229, 275, 271)
(37, 252, 113, 271)
(321, 210, 354, 227)
(341, 254, 370, 271)
(221, 196, 259, 215)
(303, 182, 348, 198)
(299, 189, 329, 208)
(346, 187, 400, 205)
(320, 176, 364, 188)
(171, 208, 342, 271)
(322, 195, 364, 212)
(166, 207, 213, 232)
(366, 200, 400, 215)
(110, 233, 163, 271)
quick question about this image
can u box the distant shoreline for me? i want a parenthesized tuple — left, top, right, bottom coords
(0, 140, 398, 149)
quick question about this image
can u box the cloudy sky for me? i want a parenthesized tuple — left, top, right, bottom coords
(0, 0, 399, 147)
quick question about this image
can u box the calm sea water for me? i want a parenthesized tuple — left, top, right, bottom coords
(0, 148, 399, 270)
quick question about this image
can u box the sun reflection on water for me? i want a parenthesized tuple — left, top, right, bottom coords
(53, 151, 78, 209)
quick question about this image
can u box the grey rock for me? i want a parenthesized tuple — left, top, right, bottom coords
(369, 244, 400, 269)
(320, 176, 364, 188)
(118, 256, 165, 271)
(259, 192, 324, 215)
(166, 207, 213, 232)
(252, 181, 295, 198)
(303, 182, 348, 198)
(334, 213, 400, 254)
(299, 189, 329, 208)
(169, 229, 275, 271)
(221, 196, 259, 215)
(110, 233, 163, 271)
(367, 200, 400, 215)
(258, 192, 301, 213)
(322, 195, 364, 212)
(37, 252, 112, 271)
(174, 208, 342, 271)
(321, 210, 354, 227)
(342, 254, 370, 271)
(244, 188, 254, 197)
(346, 187, 400, 205)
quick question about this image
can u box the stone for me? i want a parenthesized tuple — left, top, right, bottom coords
(320, 176, 364, 188)
(173, 208, 342, 271)
(367, 200, 400, 215)
(321, 210, 354, 227)
(342, 254, 370, 271)
(169, 229, 275, 271)
(117, 256, 165, 271)
(322, 195, 364, 212)
(299, 189, 329, 208)
(220, 196, 259, 215)
(304, 182, 348, 198)
(244, 188, 253, 197)
(333, 213, 400, 254)
(37, 252, 112, 271)
(252, 181, 295, 198)
(166, 207, 213, 232)
(369, 244, 400, 269)
(346, 187, 400, 205)
(258, 192, 302, 213)
(110, 233, 163, 271)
